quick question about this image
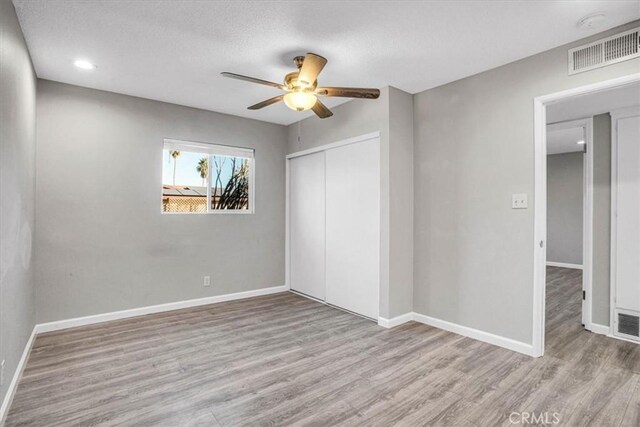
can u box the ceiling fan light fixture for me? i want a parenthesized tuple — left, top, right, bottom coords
(222, 52, 378, 119)
(283, 91, 317, 111)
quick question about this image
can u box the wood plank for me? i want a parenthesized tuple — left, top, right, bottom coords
(6, 270, 639, 426)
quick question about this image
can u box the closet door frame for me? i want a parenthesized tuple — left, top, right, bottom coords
(285, 131, 381, 306)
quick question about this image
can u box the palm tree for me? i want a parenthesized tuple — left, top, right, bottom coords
(169, 150, 181, 185)
(196, 157, 208, 186)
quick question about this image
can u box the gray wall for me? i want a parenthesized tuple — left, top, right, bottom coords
(36, 80, 287, 323)
(413, 21, 640, 344)
(0, 0, 36, 409)
(286, 86, 414, 319)
(388, 88, 414, 317)
(546, 152, 583, 265)
(592, 113, 611, 326)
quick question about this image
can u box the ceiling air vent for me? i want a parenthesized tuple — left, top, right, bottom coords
(569, 27, 640, 75)
(617, 312, 640, 340)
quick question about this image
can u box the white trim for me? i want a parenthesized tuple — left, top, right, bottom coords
(533, 96, 547, 358)
(588, 323, 640, 345)
(299, 292, 534, 353)
(286, 131, 380, 159)
(163, 138, 254, 158)
(0, 326, 37, 424)
(589, 322, 611, 336)
(535, 74, 640, 105)
(533, 73, 640, 358)
(35, 286, 287, 334)
(582, 118, 594, 330)
(379, 311, 535, 356)
(607, 334, 640, 344)
(546, 262, 583, 270)
(412, 313, 535, 356)
(378, 313, 413, 328)
(611, 106, 640, 121)
(547, 118, 592, 131)
(285, 159, 291, 290)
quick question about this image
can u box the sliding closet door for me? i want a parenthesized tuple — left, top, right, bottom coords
(613, 111, 640, 339)
(325, 138, 380, 319)
(289, 152, 326, 300)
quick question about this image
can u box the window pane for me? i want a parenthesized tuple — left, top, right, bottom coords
(162, 150, 209, 213)
(210, 155, 250, 211)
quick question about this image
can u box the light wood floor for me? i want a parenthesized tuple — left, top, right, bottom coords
(6, 268, 640, 426)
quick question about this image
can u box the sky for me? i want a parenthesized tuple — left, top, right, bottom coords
(162, 150, 242, 188)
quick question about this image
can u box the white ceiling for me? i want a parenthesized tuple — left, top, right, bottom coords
(13, 1, 640, 125)
(547, 83, 640, 123)
(547, 126, 585, 155)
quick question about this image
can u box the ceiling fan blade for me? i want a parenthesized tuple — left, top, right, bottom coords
(311, 99, 333, 119)
(316, 87, 380, 99)
(221, 72, 285, 90)
(248, 95, 285, 110)
(298, 53, 327, 87)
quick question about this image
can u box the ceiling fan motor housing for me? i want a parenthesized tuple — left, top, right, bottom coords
(285, 71, 317, 91)
(293, 56, 305, 69)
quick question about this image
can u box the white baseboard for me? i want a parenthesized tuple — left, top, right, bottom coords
(0, 326, 37, 424)
(546, 261, 583, 270)
(377, 311, 535, 356)
(378, 312, 413, 328)
(412, 312, 535, 356)
(36, 285, 287, 334)
(589, 323, 611, 336)
(589, 323, 639, 344)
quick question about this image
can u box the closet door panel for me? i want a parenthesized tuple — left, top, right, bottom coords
(325, 138, 380, 319)
(615, 114, 640, 313)
(289, 152, 326, 300)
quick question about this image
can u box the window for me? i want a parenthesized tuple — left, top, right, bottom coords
(162, 139, 254, 214)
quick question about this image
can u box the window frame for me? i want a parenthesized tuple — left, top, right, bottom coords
(161, 138, 255, 215)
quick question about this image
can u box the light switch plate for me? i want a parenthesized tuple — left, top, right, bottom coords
(512, 193, 528, 209)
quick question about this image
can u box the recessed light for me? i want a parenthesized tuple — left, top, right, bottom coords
(74, 59, 96, 70)
(577, 140, 586, 145)
(577, 14, 606, 30)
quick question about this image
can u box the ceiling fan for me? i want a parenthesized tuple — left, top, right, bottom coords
(221, 53, 380, 119)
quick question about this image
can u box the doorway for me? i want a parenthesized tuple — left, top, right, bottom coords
(544, 118, 592, 355)
(533, 73, 640, 357)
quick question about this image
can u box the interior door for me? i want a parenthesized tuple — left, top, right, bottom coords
(614, 113, 640, 319)
(325, 138, 380, 319)
(289, 151, 326, 300)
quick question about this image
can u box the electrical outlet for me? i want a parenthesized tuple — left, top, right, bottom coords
(1, 359, 5, 386)
(512, 193, 528, 209)
(203, 276, 211, 287)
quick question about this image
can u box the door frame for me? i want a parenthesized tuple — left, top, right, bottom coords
(546, 118, 593, 330)
(532, 73, 640, 357)
(285, 131, 381, 292)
